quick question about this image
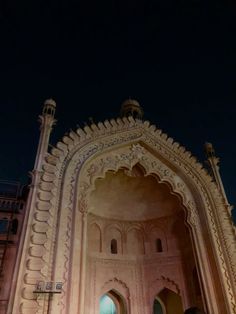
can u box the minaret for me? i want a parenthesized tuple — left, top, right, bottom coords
(34, 98, 56, 172)
(205, 142, 230, 207)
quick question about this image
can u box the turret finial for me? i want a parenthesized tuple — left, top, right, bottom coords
(43, 98, 56, 117)
(204, 142, 230, 207)
(120, 99, 143, 119)
(33, 99, 57, 172)
(205, 142, 215, 159)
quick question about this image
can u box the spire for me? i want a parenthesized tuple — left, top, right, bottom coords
(205, 142, 230, 206)
(34, 99, 56, 172)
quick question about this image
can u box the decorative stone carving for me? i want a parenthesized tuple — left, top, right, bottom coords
(100, 277, 130, 298)
(12, 116, 236, 314)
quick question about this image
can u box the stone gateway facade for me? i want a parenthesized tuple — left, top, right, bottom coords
(7, 99, 236, 314)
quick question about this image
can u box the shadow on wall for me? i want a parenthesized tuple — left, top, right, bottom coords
(184, 307, 205, 314)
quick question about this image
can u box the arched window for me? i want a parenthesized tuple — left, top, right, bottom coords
(100, 290, 127, 314)
(100, 294, 117, 314)
(111, 239, 118, 254)
(153, 298, 164, 314)
(156, 238, 163, 252)
(157, 288, 183, 313)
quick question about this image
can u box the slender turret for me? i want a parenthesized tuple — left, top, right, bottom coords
(34, 99, 56, 172)
(205, 142, 230, 207)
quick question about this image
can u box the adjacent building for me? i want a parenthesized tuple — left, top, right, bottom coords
(0, 181, 28, 313)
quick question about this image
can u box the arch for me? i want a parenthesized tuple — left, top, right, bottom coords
(57, 141, 233, 313)
(100, 290, 127, 314)
(71, 143, 232, 313)
(104, 226, 122, 254)
(100, 278, 130, 300)
(100, 294, 117, 314)
(148, 226, 167, 253)
(99, 278, 130, 313)
(153, 297, 166, 314)
(12, 117, 236, 314)
(150, 276, 180, 297)
(158, 288, 184, 314)
(51, 142, 233, 313)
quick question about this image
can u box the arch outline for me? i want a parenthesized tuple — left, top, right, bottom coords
(12, 117, 236, 314)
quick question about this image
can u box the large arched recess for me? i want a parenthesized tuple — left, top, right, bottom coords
(11, 117, 236, 314)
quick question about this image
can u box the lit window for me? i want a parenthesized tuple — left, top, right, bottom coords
(100, 295, 117, 314)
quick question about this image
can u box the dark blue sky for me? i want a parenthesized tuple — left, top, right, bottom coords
(0, 0, 235, 220)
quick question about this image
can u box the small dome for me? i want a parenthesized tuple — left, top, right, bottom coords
(205, 142, 215, 158)
(43, 98, 56, 116)
(44, 98, 56, 108)
(120, 99, 143, 119)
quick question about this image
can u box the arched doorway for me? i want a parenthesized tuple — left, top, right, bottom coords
(99, 290, 127, 314)
(153, 297, 166, 314)
(100, 294, 117, 314)
(153, 288, 184, 314)
(9, 105, 236, 314)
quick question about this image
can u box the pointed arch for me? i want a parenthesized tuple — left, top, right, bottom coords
(99, 278, 130, 313)
(148, 226, 167, 253)
(153, 296, 167, 314)
(104, 224, 123, 254)
(11, 116, 236, 314)
(100, 290, 127, 314)
(158, 288, 184, 314)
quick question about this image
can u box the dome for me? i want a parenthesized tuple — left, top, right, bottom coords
(44, 98, 56, 108)
(120, 98, 143, 119)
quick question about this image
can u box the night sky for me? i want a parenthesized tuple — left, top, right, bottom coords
(0, 0, 235, 220)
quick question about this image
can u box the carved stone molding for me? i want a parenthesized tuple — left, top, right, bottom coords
(100, 277, 130, 298)
(13, 116, 236, 314)
(149, 276, 181, 309)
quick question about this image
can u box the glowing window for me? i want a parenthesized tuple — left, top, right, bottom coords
(153, 299, 164, 314)
(100, 294, 117, 314)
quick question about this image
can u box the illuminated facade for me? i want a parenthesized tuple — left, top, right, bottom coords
(6, 99, 236, 313)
